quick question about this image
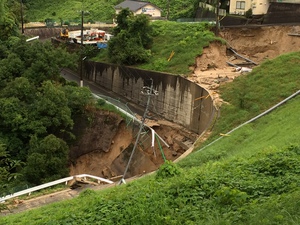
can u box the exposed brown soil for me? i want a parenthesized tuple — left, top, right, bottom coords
(189, 25, 300, 108)
(69, 110, 196, 180)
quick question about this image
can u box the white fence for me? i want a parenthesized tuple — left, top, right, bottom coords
(0, 174, 113, 202)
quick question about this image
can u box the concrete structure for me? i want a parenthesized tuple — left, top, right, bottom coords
(84, 62, 216, 135)
(264, 2, 300, 23)
(229, 0, 300, 16)
(251, 0, 270, 15)
(115, 0, 162, 17)
(229, 0, 252, 15)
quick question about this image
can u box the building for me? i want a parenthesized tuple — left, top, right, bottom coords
(229, 0, 300, 16)
(114, 0, 162, 18)
(229, 0, 253, 15)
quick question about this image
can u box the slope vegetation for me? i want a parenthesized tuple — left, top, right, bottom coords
(24, 0, 199, 23)
(1, 49, 300, 225)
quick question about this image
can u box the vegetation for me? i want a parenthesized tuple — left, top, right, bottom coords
(1, 0, 300, 224)
(22, 0, 200, 24)
(96, 20, 221, 74)
(0, 2, 98, 196)
(107, 8, 153, 65)
(2, 43, 300, 224)
(209, 52, 300, 140)
(139, 20, 222, 74)
(1, 101, 300, 223)
(0, 0, 20, 40)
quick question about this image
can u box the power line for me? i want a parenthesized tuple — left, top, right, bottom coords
(118, 79, 158, 185)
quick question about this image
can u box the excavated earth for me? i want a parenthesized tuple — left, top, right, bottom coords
(3, 24, 300, 215)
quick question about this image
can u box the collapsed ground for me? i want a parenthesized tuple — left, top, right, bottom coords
(69, 110, 197, 180)
(191, 25, 300, 108)
(71, 25, 300, 180)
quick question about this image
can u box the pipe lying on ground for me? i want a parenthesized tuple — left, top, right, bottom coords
(26, 36, 39, 42)
(196, 89, 300, 153)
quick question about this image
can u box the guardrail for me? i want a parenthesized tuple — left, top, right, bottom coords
(0, 174, 113, 202)
(92, 93, 170, 149)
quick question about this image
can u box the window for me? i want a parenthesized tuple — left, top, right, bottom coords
(236, 1, 245, 9)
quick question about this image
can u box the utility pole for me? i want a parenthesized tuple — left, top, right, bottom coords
(216, 0, 220, 36)
(20, 0, 24, 34)
(80, 10, 84, 87)
(119, 79, 158, 185)
(167, 0, 170, 20)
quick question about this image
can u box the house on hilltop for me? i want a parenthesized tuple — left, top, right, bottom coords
(229, 0, 269, 15)
(114, 0, 162, 18)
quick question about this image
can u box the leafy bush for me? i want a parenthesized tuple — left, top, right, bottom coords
(156, 160, 181, 180)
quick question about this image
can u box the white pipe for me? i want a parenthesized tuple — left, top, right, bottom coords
(75, 174, 113, 184)
(196, 90, 300, 153)
(0, 174, 113, 202)
(26, 36, 39, 42)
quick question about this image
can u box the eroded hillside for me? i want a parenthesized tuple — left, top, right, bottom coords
(189, 25, 300, 107)
(69, 110, 197, 179)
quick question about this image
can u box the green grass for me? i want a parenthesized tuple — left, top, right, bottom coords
(179, 95, 300, 168)
(210, 51, 300, 139)
(24, 0, 199, 24)
(94, 21, 223, 75)
(138, 21, 223, 75)
(2, 53, 300, 223)
(25, 0, 120, 23)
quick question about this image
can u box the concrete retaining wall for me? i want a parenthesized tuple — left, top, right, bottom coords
(264, 3, 300, 24)
(84, 62, 216, 134)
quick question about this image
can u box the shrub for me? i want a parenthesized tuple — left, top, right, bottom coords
(156, 160, 180, 180)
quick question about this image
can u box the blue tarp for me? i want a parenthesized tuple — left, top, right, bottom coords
(97, 42, 107, 49)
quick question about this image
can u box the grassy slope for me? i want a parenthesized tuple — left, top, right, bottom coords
(1, 52, 300, 224)
(24, 0, 197, 23)
(209, 51, 300, 139)
(25, 0, 120, 23)
(94, 21, 223, 75)
(139, 21, 222, 75)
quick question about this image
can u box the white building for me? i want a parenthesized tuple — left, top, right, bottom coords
(229, 0, 300, 16)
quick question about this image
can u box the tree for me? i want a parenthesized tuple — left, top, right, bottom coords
(0, 0, 19, 41)
(61, 85, 93, 115)
(0, 143, 24, 196)
(24, 135, 69, 184)
(0, 22, 91, 191)
(113, 8, 133, 35)
(30, 80, 74, 134)
(108, 9, 153, 65)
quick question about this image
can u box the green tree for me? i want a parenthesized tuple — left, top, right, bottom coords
(0, 0, 19, 41)
(108, 9, 153, 65)
(24, 135, 69, 184)
(113, 8, 133, 35)
(0, 143, 24, 196)
(30, 80, 74, 134)
(0, 55, 25, 88)
(108, 30, 151, 64)
(0, 77, 36, 103)
(61, 85, 93, 115)
(0, 21, 91, 191)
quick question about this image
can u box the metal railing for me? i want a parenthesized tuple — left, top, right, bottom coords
(0, 174, 113, 202)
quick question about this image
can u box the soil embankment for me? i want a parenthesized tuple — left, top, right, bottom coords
(189, 25, 300, 107)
